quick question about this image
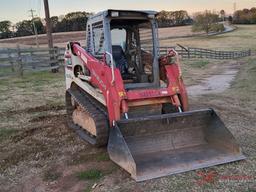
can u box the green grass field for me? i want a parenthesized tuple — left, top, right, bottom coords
(160, 25, 256, 51)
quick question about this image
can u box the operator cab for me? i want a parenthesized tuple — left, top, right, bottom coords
(86, 10, 160, 89)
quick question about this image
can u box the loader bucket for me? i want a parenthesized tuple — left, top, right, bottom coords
(108, 109, 245, 181)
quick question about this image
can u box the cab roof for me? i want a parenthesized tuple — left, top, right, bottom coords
(89, 9, 158, 20)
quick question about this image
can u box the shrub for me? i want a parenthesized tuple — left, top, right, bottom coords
(210, 23, 225, 33)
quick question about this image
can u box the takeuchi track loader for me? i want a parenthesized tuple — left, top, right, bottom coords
(64, 10, 245, 181)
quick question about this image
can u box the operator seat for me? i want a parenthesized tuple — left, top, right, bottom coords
(112, 45, 128, 74)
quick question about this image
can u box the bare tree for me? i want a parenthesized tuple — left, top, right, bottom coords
(192, 11, 220, 34)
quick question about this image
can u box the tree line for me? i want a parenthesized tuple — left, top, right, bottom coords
(0, 11, 91, 39)
(1, 8, 255, 39)
(0, 10, 192, 39)
(157, 10, 192, 27)
(192, 11, 225, 34)
(233, 8, 256, 24)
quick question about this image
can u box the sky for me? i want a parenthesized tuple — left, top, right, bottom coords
(0, 0, 255, 23)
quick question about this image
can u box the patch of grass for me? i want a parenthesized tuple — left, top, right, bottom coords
(161, 25, 256, 51)
(43, 169, 62, 182)
(0, 71, 63, 87)
(95, 153, 109, 162)
(0, 128, 17, 142)
(104, 163, 119, 175)
(32, 86, 44, 92)
(77, 169, 103, 180)
(0, 67, 13, 76)
(68, 152, 110, 165)
(67, 154, 92, 165)
(83, 187, 92, 192)
(12, 72, 59, 88)
(190, 60, 210, 68)
(0, 70, 65, 113)
(228, 57, 256, 102)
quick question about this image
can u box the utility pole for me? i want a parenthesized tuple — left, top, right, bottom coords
(43, 0, 57, 72)
(233, 2, 237, 13)
(11, 25, 15, 38)
(43, 0, 53, 49)
(28, 9, 39, 48)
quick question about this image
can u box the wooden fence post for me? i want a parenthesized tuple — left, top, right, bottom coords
(55, 47, 61, 67)
(7, 48, 15, 72)
(16, 44, 23, 77)
(30, 46, 36, 69)
(49, 47, 59, 73)
(54, 46, 59, 72)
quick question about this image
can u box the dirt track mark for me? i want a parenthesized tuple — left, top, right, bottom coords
(0, 113, 71, 172)
(11, 114, 67, 142)
(29, 114, 66, 123)
(0, 104, 65, 117)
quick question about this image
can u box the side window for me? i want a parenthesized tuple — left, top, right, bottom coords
(139, 22, 154, 77)
(111, 29, 126, 50)
(92, 22, 104, 57)
(86, 25, 92, 54)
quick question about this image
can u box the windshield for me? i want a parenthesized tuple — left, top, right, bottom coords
(110, 19, 156, 86)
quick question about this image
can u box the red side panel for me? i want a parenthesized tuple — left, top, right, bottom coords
(71, 43, 189, 124)
(72, 44, 127, 124)
(165, 64, 189, 111)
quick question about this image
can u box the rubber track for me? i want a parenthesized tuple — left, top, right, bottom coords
(66, 87, 109, 147)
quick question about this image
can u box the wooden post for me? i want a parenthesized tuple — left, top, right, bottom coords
(7, 48, 15, 72)
(43, 0, 56, 73)
(55, 47, 61, 68)
(16, 44, 23, 77)
(30, 46, 36, 69)
(53, 46, 59, 72)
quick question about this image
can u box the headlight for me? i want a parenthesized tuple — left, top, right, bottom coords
(111, 11, 119, 17)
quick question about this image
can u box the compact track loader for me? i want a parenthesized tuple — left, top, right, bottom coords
(64, 10, 245, 181)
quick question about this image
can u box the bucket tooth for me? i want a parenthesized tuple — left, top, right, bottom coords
(107, 109, 245, 181)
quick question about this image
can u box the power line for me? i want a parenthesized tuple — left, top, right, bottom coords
(28, 9, 36, 18)
(28, 9, 39, 48)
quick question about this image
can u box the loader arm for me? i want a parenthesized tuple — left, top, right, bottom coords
(69, 42, 127, 124)
(68, 43, 188, 124)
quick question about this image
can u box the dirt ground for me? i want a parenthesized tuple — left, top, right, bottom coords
(0, 57, 255, 192)
(0, 26, 256, 192)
